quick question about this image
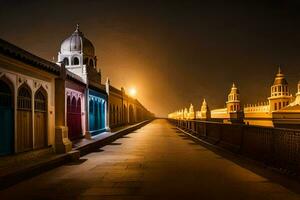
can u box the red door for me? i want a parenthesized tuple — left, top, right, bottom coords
(67, 96, 82, 140)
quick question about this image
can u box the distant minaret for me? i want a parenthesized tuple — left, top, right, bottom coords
(226, 83, 241, 113)
(200, 98, 211, 119)
(188, 103, 195, 119)
(226, 83, 244, 123)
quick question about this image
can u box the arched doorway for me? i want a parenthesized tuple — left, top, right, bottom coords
(17, 83, 33, 152)
(34, 87, 47, 149)
(67, 96, 82, 140)
(0, 78, 14, 155)
(88, 90, 106, 135)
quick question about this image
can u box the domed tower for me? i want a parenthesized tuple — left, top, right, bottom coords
(268, 67, 292, 111)
(226, 83, 241, 113)
(188, 103, 195, 119)
(200, 99, 211, 119)
(57, 24, 100, 83)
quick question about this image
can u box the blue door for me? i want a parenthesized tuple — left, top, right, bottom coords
(0, 80, 13, 156)
(89, 89, 107, 136)
(89, 99, 95, 131)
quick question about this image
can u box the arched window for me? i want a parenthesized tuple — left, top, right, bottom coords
(34, 88, 47, 112)
(18, 84, 32, 110)
(73, 57, 79, 65)
(278, 102, 281, 110)
(274, 103, 277, 110)
(63, 58, 69, 66)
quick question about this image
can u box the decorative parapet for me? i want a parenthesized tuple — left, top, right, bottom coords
(244, 102, 270, 113)
(211, 108, 228, 119)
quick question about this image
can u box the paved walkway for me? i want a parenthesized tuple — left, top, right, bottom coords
(0, 119, 300, 200)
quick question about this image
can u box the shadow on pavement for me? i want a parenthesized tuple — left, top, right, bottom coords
(66, 159, 88, 166)
(108, 142, 122, 146)
(175, 128, 300, 195)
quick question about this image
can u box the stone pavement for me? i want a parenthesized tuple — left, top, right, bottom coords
(0, 119, 300, 200)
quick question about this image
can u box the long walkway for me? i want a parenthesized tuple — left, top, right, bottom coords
(1, 119, 300, 199)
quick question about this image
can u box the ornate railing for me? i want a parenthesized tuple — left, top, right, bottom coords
(169, 119, 300, 174)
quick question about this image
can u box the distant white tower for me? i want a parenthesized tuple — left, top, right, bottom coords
(188, 103, 195, 119)
(200, 99, 211, 119)
(226, 83, 241, 113)
(57, 24, 100, 83)
(268, 67, 292, 111)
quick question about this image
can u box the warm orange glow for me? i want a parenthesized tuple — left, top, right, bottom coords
(129, 87, 137, 97)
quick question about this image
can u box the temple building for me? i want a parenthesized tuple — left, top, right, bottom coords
(169, 68, 300, 129)
(0, 24, 153, 156)
(57, 25, 107, 139)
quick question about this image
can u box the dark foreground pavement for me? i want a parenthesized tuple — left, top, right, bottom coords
(1, 119, 300, 200)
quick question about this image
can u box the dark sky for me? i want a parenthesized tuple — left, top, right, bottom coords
(1, 0, 300, 117)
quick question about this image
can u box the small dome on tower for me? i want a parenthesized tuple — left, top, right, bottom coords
(60, 24, 95, 57)
(273, 67, 288, 85)
(230, 83, 239, 94)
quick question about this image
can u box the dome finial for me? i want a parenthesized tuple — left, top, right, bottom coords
(278, 65, 282, 74)
(75, 23, 80, 32)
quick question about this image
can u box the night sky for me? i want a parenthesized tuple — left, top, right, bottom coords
(1, 1, 300, 117)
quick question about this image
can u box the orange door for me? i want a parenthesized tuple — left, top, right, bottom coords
(17, 84, 33, 152)
(34, 111, 47, 149)
(34, 88, 47, 149)
(17, 110, 33, 152)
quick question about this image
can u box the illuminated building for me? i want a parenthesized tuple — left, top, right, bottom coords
(169, 68, 300, 129)
(0, 25, 153, 156)
(57, 24, 107, 138)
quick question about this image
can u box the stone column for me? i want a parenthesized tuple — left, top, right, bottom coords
(54, 64, 72, 153)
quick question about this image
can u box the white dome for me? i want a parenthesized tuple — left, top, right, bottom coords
(60, 24, 95, 57)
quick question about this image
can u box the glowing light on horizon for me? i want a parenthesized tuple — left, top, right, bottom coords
(129, 87, 137, 97)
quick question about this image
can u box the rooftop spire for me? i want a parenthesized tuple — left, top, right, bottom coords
(232, 82, 236, 88)
(278, 65, 282, 75)
(75, 23, 80, 32)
